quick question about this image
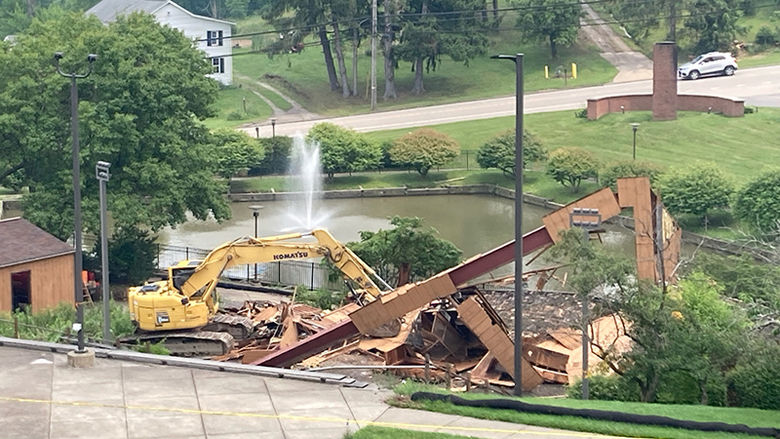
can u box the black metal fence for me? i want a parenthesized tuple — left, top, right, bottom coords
(154, 244, 343, 291)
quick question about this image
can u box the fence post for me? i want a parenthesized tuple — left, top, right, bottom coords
(310, 262, 315, 290)
(13, 316, 19, 338)
(247, 265, 250, 281)
(186, 247, 189, 260)
(424, 354, 431, 383)
(466, 151, 469, 170)
(156, 244, 160, 269)
(277, 262, 281, 283)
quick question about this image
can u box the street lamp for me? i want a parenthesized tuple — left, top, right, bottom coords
(270, 118, 277, 138)
(54, 51, 97, 354)
(569, 207, 602, 401)
(249, 205, 263, 281)
(492, 52, 524, 397)
(631, 123, 640, 160)
(96, 161, 111, 343)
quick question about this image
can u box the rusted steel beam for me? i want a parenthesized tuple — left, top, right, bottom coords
(449, 226, 552, 286)
(252, 319, 359, 368)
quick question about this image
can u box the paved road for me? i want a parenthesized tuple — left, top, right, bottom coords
(0, 345, 627, 439)
(241, 65, 779, 138)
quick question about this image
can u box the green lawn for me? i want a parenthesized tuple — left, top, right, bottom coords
(393, 383, 779, 439)
(231, 23, 616, 118)
(204, 82, 273, 130)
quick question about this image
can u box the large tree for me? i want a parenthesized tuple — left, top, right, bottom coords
(349, 216, 461, 286)
(513, 0, 581, 58)
(0, 11, 229, 239)
(394, 0, 488, 95)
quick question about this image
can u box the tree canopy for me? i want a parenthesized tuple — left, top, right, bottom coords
(390, 128, 459, 176)
(306, 123, 382, 178)
(513, 0, 581, 58)
(348, 216, 462, 287)
(734, 169, 780, 235)
(658, 162, 734, 222)
(0, 11, 228, 239)
(476, 129, 546, 177)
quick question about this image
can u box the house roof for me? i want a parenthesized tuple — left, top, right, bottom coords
(0, 217, 74, 269)
(87, 0, 235, 26)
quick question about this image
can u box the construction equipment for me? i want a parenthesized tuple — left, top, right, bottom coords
(126, 228, 391, 356)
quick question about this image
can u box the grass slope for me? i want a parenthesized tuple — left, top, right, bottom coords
(348, 426, 479, 439)
(394, 383, 779, 439)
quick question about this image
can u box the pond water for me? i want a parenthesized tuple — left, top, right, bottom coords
(157, 194, 638, 278)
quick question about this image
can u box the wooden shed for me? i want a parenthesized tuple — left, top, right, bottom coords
(0, 217, 74, 312)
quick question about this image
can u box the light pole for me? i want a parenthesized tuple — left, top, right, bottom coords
(96, 161, 111, 343)
(631, 123, 640, 160)
(492, 52, 524, 397)
(54, 51, 96, 354)
(569, 207, 602, 400)
(270, 118, 277, 138)
(249, 205, 263, 281)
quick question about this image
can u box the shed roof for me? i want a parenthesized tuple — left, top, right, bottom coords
(0, 217, 74, 268)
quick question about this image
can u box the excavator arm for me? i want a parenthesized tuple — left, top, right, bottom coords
(176, 229, 389, 311)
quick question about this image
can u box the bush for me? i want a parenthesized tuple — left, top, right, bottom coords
(574, 108, 588, 119)
(566, 375, 639, 401)
(600, 160, 663, 190)
(390, 128, 459, 176)
(250, 136, 292, 175)
(226, 110, 244, 121)
(755, 26, 778, 46)
(0, 301, 135, 342)
(727, 342, 780, 409)
(476, 130, 547, 177)
(293, 285, 346, 310)
(733, 169, 780, 234)
(546, 147, 599, 192)
(658, 162, 734, 222)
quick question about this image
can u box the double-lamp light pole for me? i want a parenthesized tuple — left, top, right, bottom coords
(54, 51, 97, 353)
(491, 53, 524, 397)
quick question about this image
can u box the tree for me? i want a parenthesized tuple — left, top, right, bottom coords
(545, 147, 598, 192)
(476, 130, 546, 177)
(390, 128, 459, 176)
(606, 0, 664, 44)
(252, 136, 293, 175)
(0, 11, 228, 240)
(210, 128, 265, 193)
(734, 169, 780, 235)
(513, 0, 581, 58)
(683, 0, 743, 53)
(600, 160, 663, 191)
(349, 216, 461, 286)
(306, 123, 382, 179)
(658, 162, 734, 224)
(394, 0, 488, 95)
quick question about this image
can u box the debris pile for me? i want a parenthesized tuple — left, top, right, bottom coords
(209, 283, 630, 392)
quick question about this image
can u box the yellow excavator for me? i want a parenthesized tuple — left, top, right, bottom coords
(126, 228, 392, 355)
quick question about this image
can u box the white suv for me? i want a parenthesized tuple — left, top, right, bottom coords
(678, 52, 738, 80)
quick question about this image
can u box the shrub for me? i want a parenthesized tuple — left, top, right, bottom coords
(250, 136, 292, 175)
(734, 169, 780, 234)
(727, 342, 780, 409)
(755, 26, 778, 46)
(293, 285, 346, 310)
(600, 160, 663, 190)
(658, 162, 734, 223)
(574, 108, 588, 119)
(226, 110, 244, 121)
(545, 147, 599, 192)
(476, 130, 547, 177)
(390, 128, 459, 176)
(108, 227, 158, 285)
(566, 375, 639, 401)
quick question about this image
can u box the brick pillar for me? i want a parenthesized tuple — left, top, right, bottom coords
(652, 42, 677, 120)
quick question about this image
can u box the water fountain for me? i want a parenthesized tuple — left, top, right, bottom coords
(282, 135, 333, 231)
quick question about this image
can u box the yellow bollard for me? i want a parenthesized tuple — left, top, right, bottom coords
(544, 65, 549, 79)
(571, 62, 577, 79)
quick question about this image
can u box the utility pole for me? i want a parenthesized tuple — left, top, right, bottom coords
(370, 0, 377, 111)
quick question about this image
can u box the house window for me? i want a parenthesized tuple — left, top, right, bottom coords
(212, 57, 225, 74)
(207, 30, 223, 47)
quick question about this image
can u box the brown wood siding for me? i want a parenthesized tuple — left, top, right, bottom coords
(0, 254, 74, 312)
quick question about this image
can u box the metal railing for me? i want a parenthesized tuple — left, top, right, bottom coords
(154, 243, 344, 291)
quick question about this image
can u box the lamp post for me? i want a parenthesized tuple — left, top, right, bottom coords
(249, 205, 263, 281)
(492, 52, 524, 397)
(96, 161, 111, 343)
(54, 51, 96, 353)
(270, 118, 277, 138)
(569, 207, 602, 401)
(631, 123, 640, 160)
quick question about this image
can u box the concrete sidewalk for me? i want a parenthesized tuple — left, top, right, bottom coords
(0, 346, 625, 439)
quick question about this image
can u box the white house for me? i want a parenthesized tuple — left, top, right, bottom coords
(87, 0, 234, 85)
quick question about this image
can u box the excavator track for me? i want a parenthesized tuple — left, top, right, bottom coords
(121, 331, 235, 357)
